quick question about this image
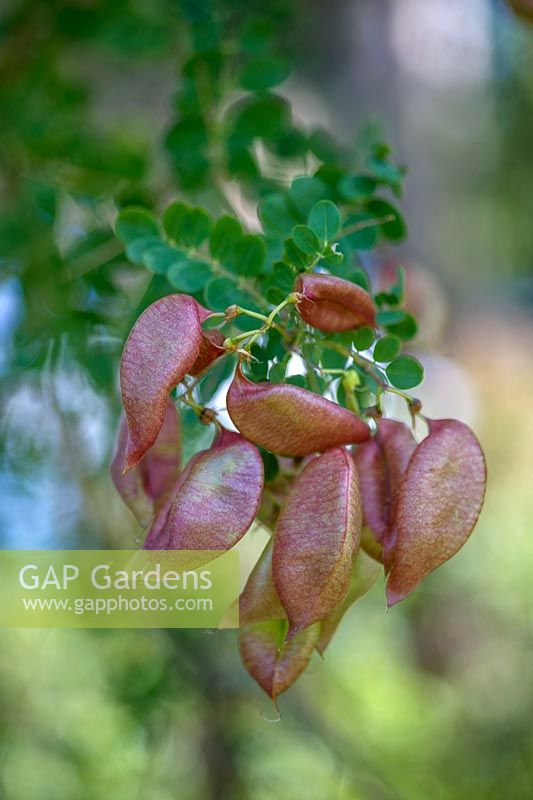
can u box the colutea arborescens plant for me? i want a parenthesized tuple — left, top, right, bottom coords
(109, 12, 486, 702)
(111, 207, 486, 701)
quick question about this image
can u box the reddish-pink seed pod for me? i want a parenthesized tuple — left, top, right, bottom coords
(120, 294, 222, 472)
(353, 418, 417, 566)
(294, 273, 376, 333)
(386, 418, 487, 607)
(188, 329, 224, 376)
(239, 620, 319, 702)
(110, 400, 181, 526)
(227, 365, 370, 457)
(240, 539, 287, 626)
(273, 447, 362, 638)
(188, 303, 225, 376)
(144, 428, 264, 551)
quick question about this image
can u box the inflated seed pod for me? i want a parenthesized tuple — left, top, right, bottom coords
(144, 428, 264, 551)
(353, 418, 417, 565)
(294, 273, 376, 333)
(227, 365, 370, 457)
(239, 539, 286, 626)
(120, 294, 221, 471)
(272, 447, 362, 638)
(239, 620, 320, 703)
(110, 400, 181, 526)
(387, 419, 486, 607)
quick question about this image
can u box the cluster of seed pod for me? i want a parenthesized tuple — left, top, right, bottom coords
(111, 276, 486, 702)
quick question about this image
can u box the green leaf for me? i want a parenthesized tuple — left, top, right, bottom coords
(167, 258, 212, 292)
(366, 199, 407, 242)
(247, 345, 269, 380)
(342, 213, 379, 251)
(289, 176, 330, 219)
(386, 355, 423, 389)
(143, 244, 184, 275)
(204, 277, 257, 313)
(352, 326, 375, 351)
(374, 291, 401, 308)
(163, 201, 189, 242)
(181, 207, 212, 247)
(338, 175, 376, 202)
(116, 207, 159, 244)
(284, 238, 311, 270)
(260, 448, 280, 482)
(232, 94, 291, 142)
(233, 235, 266, 276)
(373, 335, 402, 363)
(226, 145, 260, 181)
(125, 236, 162, 266)
(263, 328, 285, 360)
(308, 200, 341, 245)
(165, 117, 209, 188)
(240, 56, 290, 91)
(272, 261, 296, 293)
(203, 277, 235, 311)
(292, 225, 320, 255)
(385, 312, 418, 341)
(308, 128, 340, 163)
(286, 374, 307, 388)
(209, 215, 243, 265)
(366, 155, 406, 188)
(268, 358, 289, 383)
(258, 193, 298, 239)
(321, 348, 346, 370)
(350, 268, 372, 292)
(264, 284, 286, 305)
(377, 310, 406, 326)
(274, 128, 308, 158)
(320, 244, 343, 266)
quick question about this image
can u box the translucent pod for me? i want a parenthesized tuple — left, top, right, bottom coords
(239, 620, 319, 703)
(294, 273, 376, 333)
(144, 428, 264, 551)
(120, 294, 221, 471)
(110, 400, 181, 526)
(387, 419, 486, 607)
(273, 447, 362, 638)
(227, 365, 370, 457)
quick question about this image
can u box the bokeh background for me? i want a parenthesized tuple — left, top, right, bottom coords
(1, 1, 533, 798)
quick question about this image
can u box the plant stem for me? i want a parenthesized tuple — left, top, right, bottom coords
(224, 295, 298, 351)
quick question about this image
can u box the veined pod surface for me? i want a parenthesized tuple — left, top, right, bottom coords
(110, 400, 181, 526)
(387, 419, 487, 607)
(273, 447, 362, 637)
(316, 548, 381, 655)
(240, 539, 287, 626)
(188, 329, 224, 376)
(353, 418, 417, 565)
(188, 303, 225, 375)
(227, 365, 370, 457)
(294, 273, 376, 333)
(239, 620, 319, 702)
(145, 428, 264, 551)
(120, 294, 219, 471)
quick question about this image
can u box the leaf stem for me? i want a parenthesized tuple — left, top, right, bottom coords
(224, 295, 298, 351)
